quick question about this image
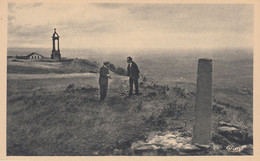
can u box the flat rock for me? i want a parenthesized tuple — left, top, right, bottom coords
(131, 141, 160, 151)
(148, 134, 178, 148)
(180, 144, 201, 152)
(176, 143, 184, 149)
(195, 144, 211, 149)
(132, 131, 198, 153)
(218, 126, 239, 132)
(218, 126, 249, 144)
(136, 144, 159, 151)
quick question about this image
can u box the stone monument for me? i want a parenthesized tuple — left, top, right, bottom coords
(192, 58, 213, 145)
(51, 28, 61, 60)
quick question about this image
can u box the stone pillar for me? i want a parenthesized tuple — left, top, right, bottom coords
(58, 39, 60, 51)
(192, 58, 213, 145)
(52, 39, 55, 51)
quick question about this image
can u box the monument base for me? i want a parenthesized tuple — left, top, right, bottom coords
(51, 50, 61, 60)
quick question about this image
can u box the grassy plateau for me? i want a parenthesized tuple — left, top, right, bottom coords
(7, 49, 253, 155)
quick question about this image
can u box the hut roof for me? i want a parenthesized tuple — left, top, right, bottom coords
(27, 52, 43, 57)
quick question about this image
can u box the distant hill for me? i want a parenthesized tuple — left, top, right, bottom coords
(7, 58, 100, 74)
(7, 47, 51, 57)
(7, 56, 127, 76)
(7, 47, 101, 59)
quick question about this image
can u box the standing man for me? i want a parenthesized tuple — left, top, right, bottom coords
(127, 57, 140, 96)
(99, 61, 111, 101)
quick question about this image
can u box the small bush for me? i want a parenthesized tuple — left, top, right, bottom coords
(115, 67, 127, 76)
(66, 84, 75, 92)
(108, 63, 116, 72)
(12, 59, 23, 62)
(106, 63, 127, 76)
(213, 104, 227, 115)
(172, 87, 186, 98)
(145, 114, 167, 128)
(162, 100, 187, 119)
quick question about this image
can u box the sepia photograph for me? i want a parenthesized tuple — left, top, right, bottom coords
(1, 0, 258, 159)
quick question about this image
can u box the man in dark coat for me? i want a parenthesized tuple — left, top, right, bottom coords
(127, 57, 140, 96)
(99, 61, 111, 101)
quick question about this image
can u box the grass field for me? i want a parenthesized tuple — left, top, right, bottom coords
(7, 72, 252, 155)
(7, 48, 253, 155)
(7, 74, 194, 155)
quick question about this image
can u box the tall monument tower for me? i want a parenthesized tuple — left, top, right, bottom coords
(51, 28, 61, 59)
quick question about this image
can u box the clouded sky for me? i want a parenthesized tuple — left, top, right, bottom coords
(8, 3, 253, 50)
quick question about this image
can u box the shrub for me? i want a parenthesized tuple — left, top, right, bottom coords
(107, 63, 127, 76)
(108, 63, 116, 72)
(172, 87, 186, 98)
(115, 67, 127, 76)
(162, 100, 187, 119)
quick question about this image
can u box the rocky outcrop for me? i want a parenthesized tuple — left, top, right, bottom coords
(131, 131, 208, 155)
(131, 121, 253, 155)
(217, 121, 252, 145)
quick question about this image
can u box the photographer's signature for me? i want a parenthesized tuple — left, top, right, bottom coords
(226, 145, 247, 153)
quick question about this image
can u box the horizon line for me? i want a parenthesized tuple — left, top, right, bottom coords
(7, 46, 253, 50)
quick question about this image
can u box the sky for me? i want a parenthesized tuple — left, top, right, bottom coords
(8, 3, 253, 50)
